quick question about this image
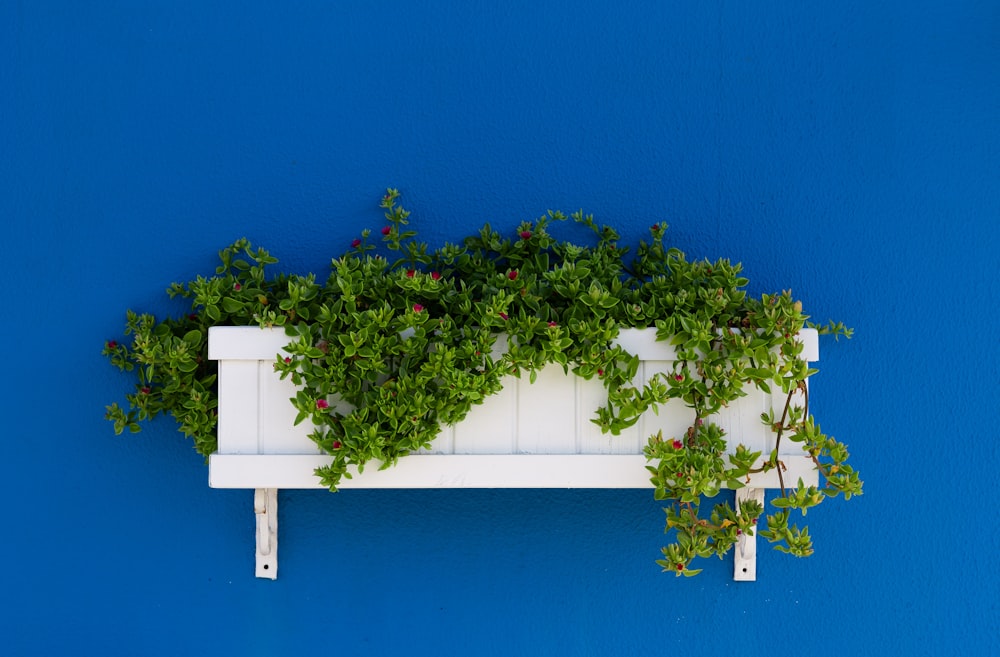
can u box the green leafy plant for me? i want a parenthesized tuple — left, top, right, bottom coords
(104, 189, 861, 575)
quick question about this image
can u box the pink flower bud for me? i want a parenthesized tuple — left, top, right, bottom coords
(332, 441, 342, 449)
(233, 283, 241, 291)
(672, 439, 683, 449)
(431, 271, 441, 281)
(508, 270, 518, 281)
(406, 269, 416, 278)
(381, 226, 391, 236)
(520, 230, 532, 240)
(351, 238, 361, 248)
(316, 399, 329, 410)
(413, 304, 424, 313)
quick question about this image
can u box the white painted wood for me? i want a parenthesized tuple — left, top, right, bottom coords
(733, 487, 765, 581)
(577, 375, 639, 454)
(257, 361, 321, 455)
(254, 488, 277, 579)
(216, 360, 261, 454)
(208, 326, 295, 360)
(717, 385, 771, 457)
(516, 366, 578, 454)
(451, 377, 516, 453)
(639, 359, 696, 450)
(207, 326, 820, 580)
(207, 325, 820, 481)
(209, 453, 818, 490)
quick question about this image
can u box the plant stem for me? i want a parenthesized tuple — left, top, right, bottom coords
(773, 388, 795, 496)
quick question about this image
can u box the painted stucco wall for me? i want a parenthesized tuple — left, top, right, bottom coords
(3, 1, 998, 654)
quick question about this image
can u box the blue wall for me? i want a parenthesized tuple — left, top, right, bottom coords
(4, 1, 998, 654)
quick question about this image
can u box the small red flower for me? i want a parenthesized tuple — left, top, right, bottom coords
(107, 340, 117, 349)
(520, 230, 532, 240)
(406, 269, 416, 278)
(284, 357, 291, 364)
(652, 224, 660, 231)
(233, 283, 241, 291)
(597, 368, 604, 376)
(547, 321, 557, 327)
(413, 304, 424, 313)
(672, 439, 683, 449)
(188, 313, 198, 321)
(508, 270, 518, 281)
(316, 399, 329, 410)
(140, 386, 151, 395)
(499, 311, 508, 320)
(431, 271, 441, 281)
(332, 441, 342, 449)
(351, 238, 362, 248)
(674, 374, 684, 382)
(676, 563, 684, 571)
(381, 226, 391, 236)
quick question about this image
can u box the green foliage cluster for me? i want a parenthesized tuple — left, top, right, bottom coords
(104, 189, 860, 576)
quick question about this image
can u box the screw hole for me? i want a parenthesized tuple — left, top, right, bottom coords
(742, 567, 747, 573)
(263, 564, 269, 570)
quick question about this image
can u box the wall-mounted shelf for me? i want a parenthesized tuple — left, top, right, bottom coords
(208, 326, 819, 581)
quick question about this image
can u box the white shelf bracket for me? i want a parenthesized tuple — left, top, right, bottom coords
(254, 488, 278, 579)
(733, 487, 764, 581)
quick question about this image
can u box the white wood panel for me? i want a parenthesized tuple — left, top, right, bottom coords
(516, 366, 577, 454)
(716, 384, 771, 457)
(216, 360, 260, 454)
(208, 327, 820, 488)
(208, 326, 294, 360)
(208, 326, 819, 364)
(258, 362, 321, 455)
(639, 360, 696, 446)
(416, 426, 455, 455)
(451, 376, 516, 453)
(209, 454, 819, 489)
(577, 375, 640, 454)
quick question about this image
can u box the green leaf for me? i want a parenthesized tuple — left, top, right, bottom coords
(176, 359, 198, 373)
(183, 329, 203, 346)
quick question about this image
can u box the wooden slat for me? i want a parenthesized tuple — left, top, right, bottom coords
(208, 453, 819, 490)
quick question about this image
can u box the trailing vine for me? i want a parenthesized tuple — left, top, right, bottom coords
(104, 189, 861, 576)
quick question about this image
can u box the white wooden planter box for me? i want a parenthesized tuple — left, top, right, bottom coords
(208, 326, 820, 580)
